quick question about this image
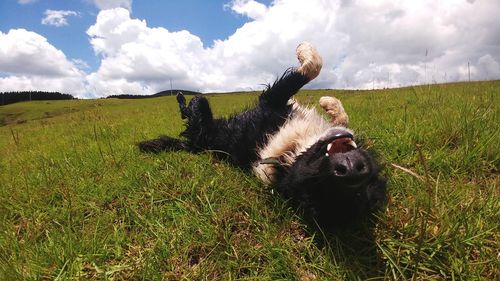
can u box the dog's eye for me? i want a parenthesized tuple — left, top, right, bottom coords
(325, 138, 357, 156)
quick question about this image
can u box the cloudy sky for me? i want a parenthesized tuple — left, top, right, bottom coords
(0, 0, 499, 98)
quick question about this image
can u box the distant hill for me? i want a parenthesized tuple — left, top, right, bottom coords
(106, 89, 201, 99)
(0, 91, 75, 106)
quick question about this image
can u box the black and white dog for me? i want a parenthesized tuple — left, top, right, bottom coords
(139, 43, 386, 228)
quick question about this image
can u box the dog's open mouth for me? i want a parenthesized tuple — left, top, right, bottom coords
(323, 128, 357, 157)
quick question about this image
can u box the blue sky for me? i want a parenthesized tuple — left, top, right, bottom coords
(0, 0, 271, 73)
(0, 0, 499, 98)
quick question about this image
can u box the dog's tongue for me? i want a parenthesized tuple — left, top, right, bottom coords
(326, 138, 357, 156)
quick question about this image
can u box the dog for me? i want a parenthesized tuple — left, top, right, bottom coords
(139, 42, 386, 228)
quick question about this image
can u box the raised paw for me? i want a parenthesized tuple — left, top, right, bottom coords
(319, 96, 349, 127)
(296, 42, 323, 81)
(176, 92, 189, 119)
(176, 92, 186, 106)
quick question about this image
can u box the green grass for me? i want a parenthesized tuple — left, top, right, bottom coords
(0, 81, 498, 280)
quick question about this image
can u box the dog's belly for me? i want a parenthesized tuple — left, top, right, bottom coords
(253, 101, 331, 184)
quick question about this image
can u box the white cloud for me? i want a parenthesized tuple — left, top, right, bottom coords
(476, 54, 500, 80)
(3, 0, 500, 98)
(17, 0, 37, 4)
(72, 59, 90, 70)
(82, 1, 499, 97)
(93, 0, 132, 11)
(86, 8, 210, 96)
(226, 0, 268, 20)
(41, 10, 79, 27)
(0, 29, 87, 96)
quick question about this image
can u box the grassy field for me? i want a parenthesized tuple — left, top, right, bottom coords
(0, 81, 498, 280)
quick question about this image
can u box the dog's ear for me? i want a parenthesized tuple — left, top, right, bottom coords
(257, 157, 291, 185)
(259, 157, 283, 166)
(259, 157, 290, 176)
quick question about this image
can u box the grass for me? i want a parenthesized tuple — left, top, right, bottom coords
(0, 81, 498, 280)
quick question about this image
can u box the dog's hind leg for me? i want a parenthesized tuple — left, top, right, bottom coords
(177, 92, 190, 119)
(176, 92, 213, 124)
(319, 96, 349, 127)
(259, 42, 323, 108)
(179, 93, 214, 128)
(139, 93, 215, 153)
(178, 93, 215, 150)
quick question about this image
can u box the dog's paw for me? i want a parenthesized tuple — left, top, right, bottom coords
(296, 42, 323, 81)
(176, 92, 186, 105)
(319, 96, 349, 127)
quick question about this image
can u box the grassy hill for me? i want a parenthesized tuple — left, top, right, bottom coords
(106, 89, 202, 99)
(0, 81, 498, 279)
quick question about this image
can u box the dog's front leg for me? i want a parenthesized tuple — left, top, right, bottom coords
(319, 96, 349, 127)
(259, 42, 323, 108)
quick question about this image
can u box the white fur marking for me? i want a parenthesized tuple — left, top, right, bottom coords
(296, 42, 323, 81)
(319, 96, 349, 127)
(253, 102, 329, 184)
(253, 98, 353, 185)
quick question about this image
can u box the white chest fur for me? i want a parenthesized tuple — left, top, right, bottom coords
(252, 101, 332, 184)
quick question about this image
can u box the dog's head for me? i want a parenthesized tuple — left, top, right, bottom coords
(278, 127, 387, 228)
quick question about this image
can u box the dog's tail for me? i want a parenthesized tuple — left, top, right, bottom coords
(138, 136, 187, 153)
(259, 42, 323, 107)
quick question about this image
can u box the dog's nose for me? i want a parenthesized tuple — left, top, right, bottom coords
(330, 151, 370, 182)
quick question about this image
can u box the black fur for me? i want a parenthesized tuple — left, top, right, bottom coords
(276, 145, 386, 227)
(141, 69, 308, 168)
(139, 68, 386, 229)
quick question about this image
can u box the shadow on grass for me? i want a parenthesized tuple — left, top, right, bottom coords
(311, 219, 386, 279)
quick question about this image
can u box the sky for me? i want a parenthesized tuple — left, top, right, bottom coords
(0, 0, 499, 98)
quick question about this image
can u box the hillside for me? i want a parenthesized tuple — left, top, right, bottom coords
(0, 81, 498, 279)
(106, 89, 202, 99)
(0, 91, 75, 106)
